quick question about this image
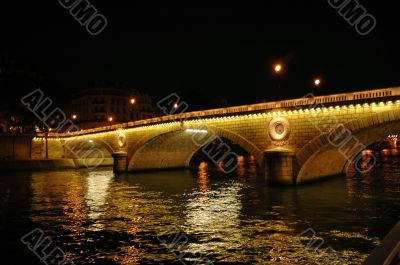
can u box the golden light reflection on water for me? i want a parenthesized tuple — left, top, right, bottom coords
(21, 154, 400, 264)
(85, 171, 112, 230)
(197, 162, 210, 195)
(62, 179, 87, 233)
(181, 157, 300, 263)
(237, 155, 246, 176)
(184, 180, 244, 260)
(30, 171, 89, 232)
(248, 155, 258, 176)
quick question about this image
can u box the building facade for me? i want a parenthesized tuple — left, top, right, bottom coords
(0, 112, 8, 133)
(67, 88, 158, 129)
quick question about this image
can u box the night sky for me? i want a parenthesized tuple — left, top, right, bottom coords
(1, 1, 399, 111)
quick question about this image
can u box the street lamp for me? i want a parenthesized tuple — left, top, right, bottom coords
(108, 117, 113, 122)
(130, 98, 137, 121)
(273, 62, 284, 89)
(313, 78, 322, 87)
(72, 114, 77, 120)
(274, 63, 283, 74)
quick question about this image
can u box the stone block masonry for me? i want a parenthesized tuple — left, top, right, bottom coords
(8, 87, 400, 185)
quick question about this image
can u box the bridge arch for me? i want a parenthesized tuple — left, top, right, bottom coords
(127, 125, 263, 172)
(64, 138, 114, 159)
(296, 109, 400, 183)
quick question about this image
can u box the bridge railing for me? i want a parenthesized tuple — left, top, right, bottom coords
(46, 87, 400, 138)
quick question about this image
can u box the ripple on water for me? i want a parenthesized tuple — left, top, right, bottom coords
(0, 156, 399, 264)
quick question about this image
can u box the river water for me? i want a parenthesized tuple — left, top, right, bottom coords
(0, 154, 399, 264)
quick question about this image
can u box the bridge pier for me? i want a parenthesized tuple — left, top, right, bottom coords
(112, 152, 128, 173)
(264, 148, 296, 185)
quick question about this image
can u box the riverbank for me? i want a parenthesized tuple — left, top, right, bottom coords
(0, 158, 113, 172)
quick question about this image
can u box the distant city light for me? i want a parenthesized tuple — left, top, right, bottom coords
(72, 114, 77, 120)
(130, 98, 136, 104)
(387, 135, 398, 148)
(174, 103, 179, 109)
(108, 117, 113, 122)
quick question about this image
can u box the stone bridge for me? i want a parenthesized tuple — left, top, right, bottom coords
(31, 87, 400, 185)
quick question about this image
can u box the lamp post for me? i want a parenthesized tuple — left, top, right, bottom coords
(274, 63, 283, 74)
(313, 78, 322, 88)
(40, 124, 50, 160)
(273, 63, 283, 89)
(45, 130, 48, 160)
(312, 77, 323, 96)
(130, 98, 136, 121)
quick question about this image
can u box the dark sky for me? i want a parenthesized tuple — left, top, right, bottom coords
(1, 1, 399, 110)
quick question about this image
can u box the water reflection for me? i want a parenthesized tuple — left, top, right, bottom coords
(29, 171, 88, 232)
(185, 164, 243, 258)
(61, 174, 87, 234)
(0, 155, 399, 264)
(85, 170, 113, 230)
(197, 162, 210, 195)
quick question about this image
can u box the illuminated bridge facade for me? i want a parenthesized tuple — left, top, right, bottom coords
(32, 87, 400, 185)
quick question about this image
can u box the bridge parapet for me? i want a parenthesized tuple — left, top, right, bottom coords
(42, 87, 400, 138)
(26, 87, 400, 185)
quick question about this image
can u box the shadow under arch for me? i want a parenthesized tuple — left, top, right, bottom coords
(296, 109, 400, 183)
(64, 138, 114, 159)
(127, 125, 264, 172)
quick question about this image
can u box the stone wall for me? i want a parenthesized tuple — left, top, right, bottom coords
(60, 99, 400, 183)
(3, 88, 400, 183)
(0, 135, 32, 160)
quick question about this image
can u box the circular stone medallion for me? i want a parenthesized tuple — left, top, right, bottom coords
(269, 117, 290, 141)
(118, 133, 127, 148)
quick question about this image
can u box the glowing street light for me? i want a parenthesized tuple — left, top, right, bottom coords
(72, 114, 77, 120)
(273, 63, 284, 89)
(130, 98, 136, 104)
(108, 117, 113, 122)
(173, 103, 179, 109)
(314, 78, 322, 87)
(274, 63, 283, 74)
